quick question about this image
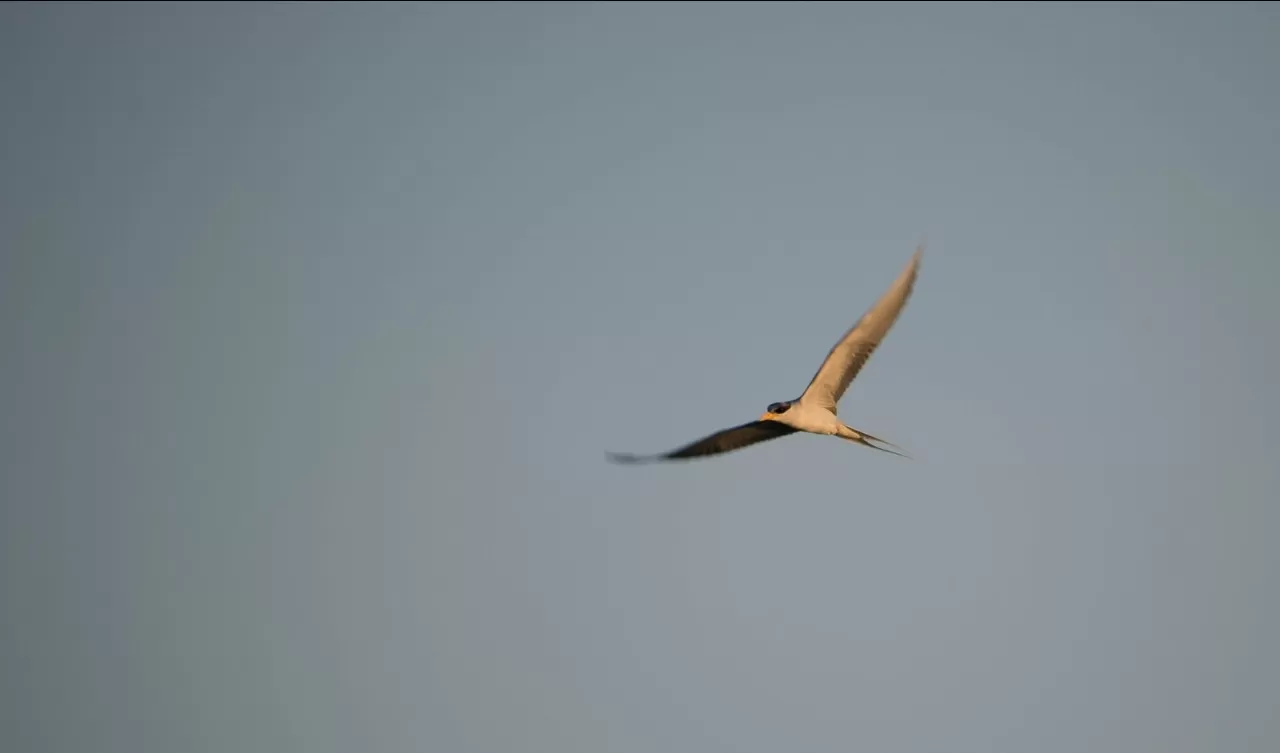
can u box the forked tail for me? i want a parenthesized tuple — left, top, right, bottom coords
(837, 424, 912, 459)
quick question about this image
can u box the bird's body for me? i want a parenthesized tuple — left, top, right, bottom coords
(608, 245, 923, 465)
(766, 400, 841, 436)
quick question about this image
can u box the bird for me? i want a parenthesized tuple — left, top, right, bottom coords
(606, 245, 923, 464)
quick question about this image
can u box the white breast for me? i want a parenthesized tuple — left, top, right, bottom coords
(780, 401, 841, 435)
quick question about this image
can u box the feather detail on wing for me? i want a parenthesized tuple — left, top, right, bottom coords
(800, 247, 923, 411)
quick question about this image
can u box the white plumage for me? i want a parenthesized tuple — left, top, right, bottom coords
(608, 245, 923, 464)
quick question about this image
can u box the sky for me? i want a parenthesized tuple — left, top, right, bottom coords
(2, 3, 1278, 752)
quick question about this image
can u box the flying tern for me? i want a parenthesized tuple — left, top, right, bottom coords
(607, 246, 922, 464)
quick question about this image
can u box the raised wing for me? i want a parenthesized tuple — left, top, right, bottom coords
(800, 246, 922, 412)
(607, 420, 798, 464)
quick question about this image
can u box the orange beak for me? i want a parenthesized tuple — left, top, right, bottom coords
(759, 412, 778, 422)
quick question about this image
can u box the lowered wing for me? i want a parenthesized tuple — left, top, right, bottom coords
(607, 420, 798, 464)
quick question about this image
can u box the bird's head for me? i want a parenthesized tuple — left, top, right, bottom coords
(759, 401, 793, 421)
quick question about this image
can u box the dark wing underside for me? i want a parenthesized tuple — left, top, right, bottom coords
(607, 420, 799, 464)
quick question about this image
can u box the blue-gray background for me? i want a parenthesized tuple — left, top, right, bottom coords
(3, 3, 1278, 752)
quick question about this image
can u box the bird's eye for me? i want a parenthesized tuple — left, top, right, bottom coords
(768, 402, 790, 414)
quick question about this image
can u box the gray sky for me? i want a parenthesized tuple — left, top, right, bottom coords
(3, 3, 1278, 752)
